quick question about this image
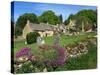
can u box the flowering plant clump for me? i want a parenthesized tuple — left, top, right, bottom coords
(44, 45, 66, 67)
(38, 44, 51, 51)
(16, 47, 32, 58)
(51, 46, 66, 66)
(15, 45, 66, 72)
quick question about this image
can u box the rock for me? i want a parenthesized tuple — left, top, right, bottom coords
(64, 40, 90, 59)
(93, 35, 97, 38)
(70, 54, 74, 57)
(43, 68, 47, 72)
(16, 56, 28, 63)
(14, 63, 23, 70)
(35, 68, 40, 72)
(37, 36, 45, 46)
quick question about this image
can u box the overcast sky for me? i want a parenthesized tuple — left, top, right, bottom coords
(11, 1, 97, 23)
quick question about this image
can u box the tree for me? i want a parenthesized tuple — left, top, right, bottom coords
(64, 14, 74, 25)
(15, 26, 22, 37)
(26, 32, 40, 44)
(75, 16, 92, 32)
(77, 9, 97, 30)
(59, 14, 63, 24)
(77, 10, 97, 23)
(15, 13, 38, 36)
(38, 10, 60, 25)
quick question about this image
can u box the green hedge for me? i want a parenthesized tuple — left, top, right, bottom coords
(26, 32, 40, 44)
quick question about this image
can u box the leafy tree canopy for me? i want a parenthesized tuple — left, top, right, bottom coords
(16, 13, 38, 29)
(77, 10, 97, 24)
(38, 10, 60, 25)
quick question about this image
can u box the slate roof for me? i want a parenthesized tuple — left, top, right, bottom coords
(29, 22, 54, 31)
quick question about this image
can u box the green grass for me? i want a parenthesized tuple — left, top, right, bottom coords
(13, 32, 97, 70)
(14, 32, 96, 55)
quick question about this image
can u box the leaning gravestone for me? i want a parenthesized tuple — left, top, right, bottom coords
(25, 41, 27, 45)
(37, 36, 45, 46)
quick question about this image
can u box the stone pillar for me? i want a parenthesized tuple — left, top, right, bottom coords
(27, 20, 30, 25)
(53, 29, 60, 46)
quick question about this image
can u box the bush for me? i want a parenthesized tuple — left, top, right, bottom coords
(26, 32, 40, 44)
(15, 61, 34, 73)
(15, 26, 22, 37)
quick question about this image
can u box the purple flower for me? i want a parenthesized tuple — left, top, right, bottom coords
(57, 47, 66, 63)
(16, 48, 32, 58)
(45, 46, 66, 67)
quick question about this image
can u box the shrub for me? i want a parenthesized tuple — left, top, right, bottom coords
(43, 45, 66, 67)
(26, 32, 40, 44)
(15, 61, 34, 73)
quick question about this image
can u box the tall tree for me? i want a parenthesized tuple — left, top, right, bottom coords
(75, 16, 92, 32)
(59, 14, 63, 24)
(39, 10, 60, 25)
(64, 14, 74, 25)
(77, 10, 97, 24)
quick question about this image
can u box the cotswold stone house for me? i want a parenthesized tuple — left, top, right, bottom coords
(66, 19, 93, 33)
(22, 20, 54, 39)
(66, 19, 76, 32)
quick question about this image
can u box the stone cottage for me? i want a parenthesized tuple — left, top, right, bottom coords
(66, 19, 93, 33)
(22, 20, 54, 39)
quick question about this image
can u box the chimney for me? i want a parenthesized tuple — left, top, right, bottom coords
(47, 22, 49, 25)
(27, 20, 30, 25)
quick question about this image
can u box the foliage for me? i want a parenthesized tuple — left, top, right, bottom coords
(38, 10, 60, 25)
(39, 45, 66, 67)
(16, 61, 34, 73)
(51, 46, 66, 66)
(77, 9, 97, 31)
(77, 10, 97, 24)
(26, 32, 40, 44)
(15, 26, 22, 37)
(59, 14, 63, 24)
(75, 16, 92, 31)
(64, 14, 74, 25)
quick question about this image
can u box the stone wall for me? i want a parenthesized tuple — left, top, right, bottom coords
(38, 30, 54, 37)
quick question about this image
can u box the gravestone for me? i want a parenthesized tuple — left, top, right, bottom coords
(25, 41, 27, 45)
(37, 36, 45, 46)
(54, 30, 60, 46)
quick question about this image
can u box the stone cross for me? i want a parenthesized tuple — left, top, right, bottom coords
(53, 28, 60, 46)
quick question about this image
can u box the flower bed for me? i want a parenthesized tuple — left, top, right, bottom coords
(43, 45, 66, 67)
(14, 37, 97, 73)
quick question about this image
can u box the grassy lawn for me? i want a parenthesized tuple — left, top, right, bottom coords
(14, 32, 97, 70)
(14, 32, 96, 54)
